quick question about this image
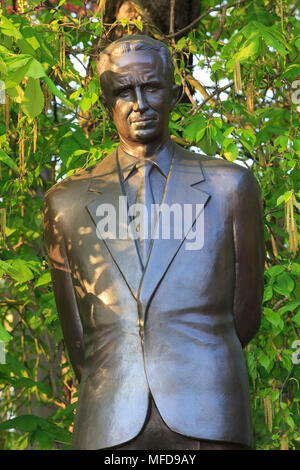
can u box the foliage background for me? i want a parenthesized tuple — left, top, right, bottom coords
(0, 0, 299, 450)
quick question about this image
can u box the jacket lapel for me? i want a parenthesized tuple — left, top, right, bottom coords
(86, 150, 143, 298)
(139, 145, 211, 309)
(85, 145, 211, 305)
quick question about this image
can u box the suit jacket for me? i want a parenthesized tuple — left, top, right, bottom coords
(43, 142, 265, 450)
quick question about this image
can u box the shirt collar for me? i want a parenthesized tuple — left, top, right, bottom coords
(118, 139, 174, 181)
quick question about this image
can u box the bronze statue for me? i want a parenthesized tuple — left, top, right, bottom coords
(43, 36, 265, 450)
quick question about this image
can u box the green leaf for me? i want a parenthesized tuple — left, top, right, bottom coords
(19, 26, 41, 51)
(196, 127, 206, 142)
(43, 74, 74, 110)
(223, 126, 235, 137)
(213, 126, 225, 145)
(277, 301, 300, 315)
(264, 308, 284, 330)
(6, 84, 24, 103)
(261, 28, 288, 57)
(267, 265, 285, 277)
(234, 32, 260, 62)
(183, 115, 207, 141)
(9, 259, 34, 283)
(282, 64, 300, 81)
(0, 324, 11, 342)
(0, 415, 48, 432)
(121, 18, 129, 28)
(134, 19, 143, 32)
(224, 143, 239, 161)
(80, 92, 98, 113)
(26, 58, 46, 79)
(34, 271, 51, 288)
(273, 272, 295, 297)
(13, 433, 30, 450)
(0, 16, 23, 40)
(197, 130, 218, 156)
(286, 415, 295, 429)
(22, 77, 44, 118)
(221, 31, 244, 58)
(271, 389, 279, 402)
(0, 56, 7, 74)
(32, 429, 55, 449)
(5, 60, 31, 89)
(259, 354, 271, 371)
(0, 149, 19, 173)
(274, 135, 288, 150)
(16, 39, 37, 58)
(40, 40, 54, 62)
(70, 88, 82, 101)
(263, 285, 273, 302)
(214, 117, 223, 129)
(276, 194, 285, 206)
(290, 263, 300, 277)
(0, 259, 24, 282)
(292, 310, 300, 326)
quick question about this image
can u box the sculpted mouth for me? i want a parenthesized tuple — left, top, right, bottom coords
(131, 116, 157, 123)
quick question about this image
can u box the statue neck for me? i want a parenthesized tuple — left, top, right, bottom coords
(119, 135, 172, 159)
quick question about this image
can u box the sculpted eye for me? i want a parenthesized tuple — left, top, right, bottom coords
(117, 88, 131, 98)
(144, 85, 159, 92)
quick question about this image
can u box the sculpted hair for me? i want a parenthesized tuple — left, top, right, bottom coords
(96, 35, 174, 91)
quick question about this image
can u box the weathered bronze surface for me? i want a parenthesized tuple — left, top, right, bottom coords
(43, 36, 265, 450)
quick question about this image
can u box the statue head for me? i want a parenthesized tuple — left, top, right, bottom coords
(96, 35, 180, 147)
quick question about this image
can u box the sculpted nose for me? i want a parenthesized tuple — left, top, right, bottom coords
(133, 87, 148, 112)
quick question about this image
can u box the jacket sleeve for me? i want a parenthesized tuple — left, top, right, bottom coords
(232, 169, 265, 348)
(43, 191, 84, 382)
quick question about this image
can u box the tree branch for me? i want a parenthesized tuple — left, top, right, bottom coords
(166, 0, 248, 39)
(214, 5, 227, 42)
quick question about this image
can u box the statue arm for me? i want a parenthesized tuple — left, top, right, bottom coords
(232, 170, 265, 348)
(43, 192, 84, 383)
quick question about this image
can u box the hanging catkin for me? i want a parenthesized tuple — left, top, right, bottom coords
(276, 0, 287, 34)
(18, 0, 24, 14)
(267, 226, 279, 258)
(33, 119, 37, 154)
(19, 128, 25, 177)
(60, 34, 65, 70)
(99, 0, 106, 12)
(0, 208, 6, 240)
(18, 103, 22, 124)
(42, 81, 51, 113)
(285, 193, 298, 256)
(246, 81, 254, 115)
(280, 435, 289, 450)
(5, 95, 9, 134)
(263, 395, 273, 433)
(234, 60, 242, 93)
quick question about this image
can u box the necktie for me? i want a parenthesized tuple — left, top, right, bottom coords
(134, 160, 158, 267)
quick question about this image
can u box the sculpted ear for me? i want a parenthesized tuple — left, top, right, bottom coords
(170, 84, 181, 111)
(99, 94, 113, 120)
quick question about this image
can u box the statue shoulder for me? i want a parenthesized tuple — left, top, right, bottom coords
(43, 161, 99, 217)
(178, 147, 260, 199)
(196, 152, 258, 188)
(173, 144, 258, 191)
(43, 152, 114, 210)
(44, 170, 87, 207)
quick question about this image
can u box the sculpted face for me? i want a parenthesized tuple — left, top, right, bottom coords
(101, 49, 179, 146)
